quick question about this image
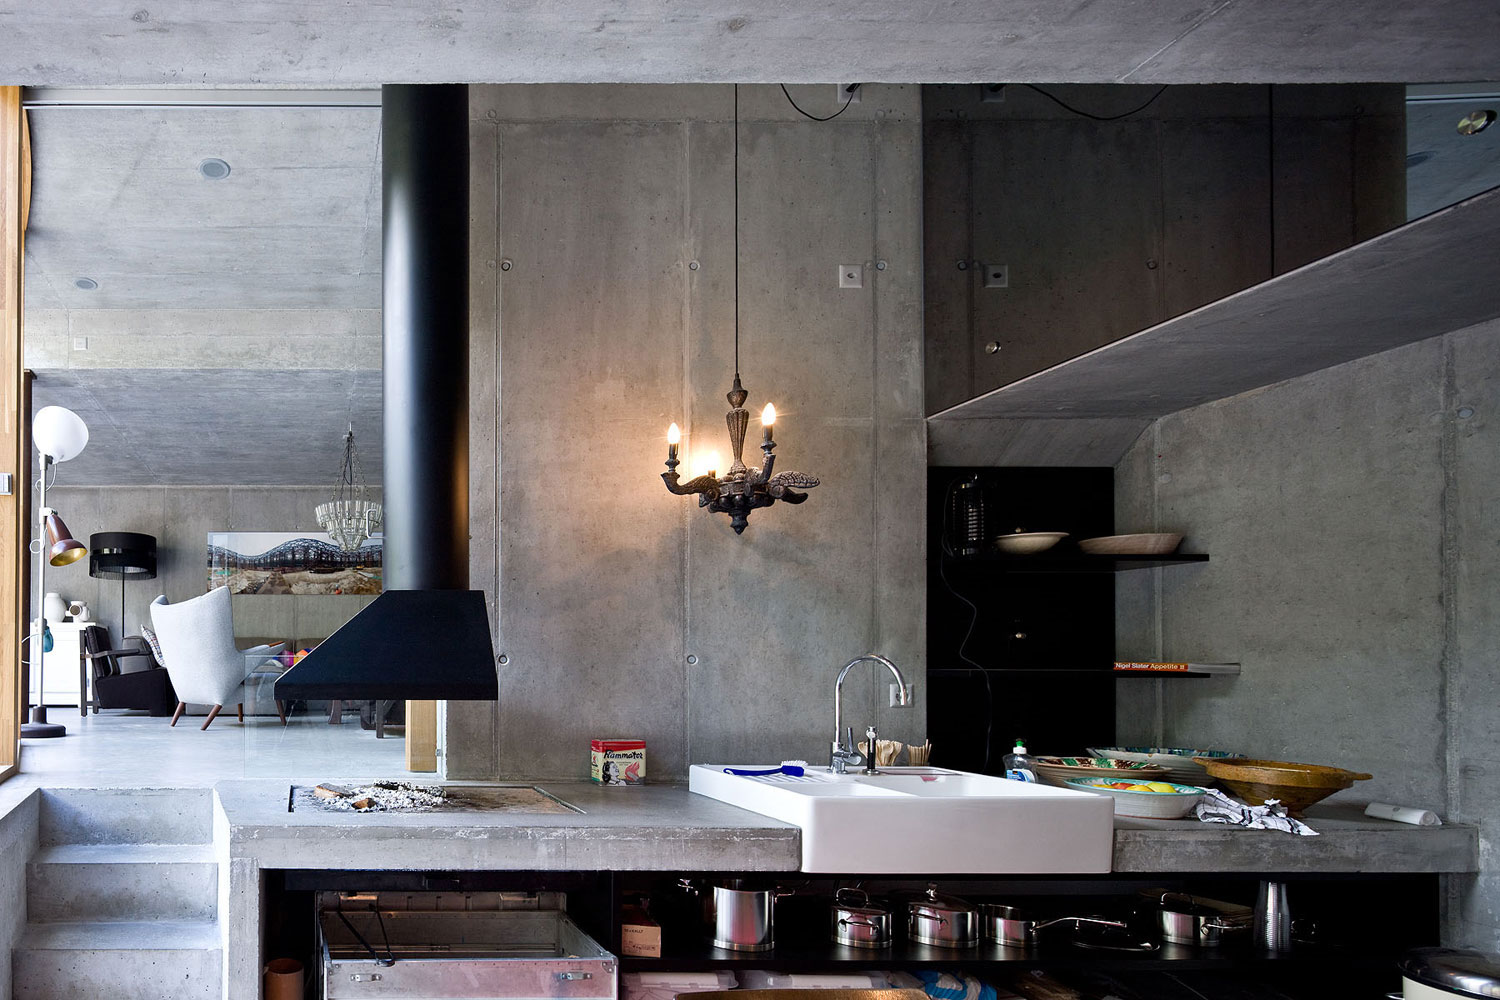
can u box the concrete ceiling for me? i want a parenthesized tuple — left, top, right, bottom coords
(2, 1, 1498, 86)
(16, 77, 1496, 487)
(24, 105, 381, 310)
(32, 369, 382, 486)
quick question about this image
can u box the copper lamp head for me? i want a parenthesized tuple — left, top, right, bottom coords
(44, 513, 86, 567)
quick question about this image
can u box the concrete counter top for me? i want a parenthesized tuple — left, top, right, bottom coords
(214, 781, 1476, 875)
(214, 780, 803, 872)
(1112, 803, 1477, 874)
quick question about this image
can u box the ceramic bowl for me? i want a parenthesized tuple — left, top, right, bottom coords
(1087, 746, 1241, 785)
(1032, 755, 1170, 789)
(1065, 777, 1207, 819)
(994, 531, 1068, 555)
(1192, 757, 1372, 818)
(1077, 533, 1183, 555)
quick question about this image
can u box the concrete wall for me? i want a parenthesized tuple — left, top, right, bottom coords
(40, 486, 378, 647)
(0, 788, 38, 1000)
(1114, 316, 1500, 948)
(451, 84, 927, 781)
(923, 83, 1406, 415)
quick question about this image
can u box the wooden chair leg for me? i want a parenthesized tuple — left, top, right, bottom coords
(201, 705, 223, 731)
(237, 702, 244, 723)
(275, 700, 287, 726)
(170, 702, 186, 727)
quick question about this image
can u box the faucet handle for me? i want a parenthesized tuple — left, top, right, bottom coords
(863, 726, 879, 774)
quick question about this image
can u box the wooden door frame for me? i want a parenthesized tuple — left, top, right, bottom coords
(0, 87, 28, 777)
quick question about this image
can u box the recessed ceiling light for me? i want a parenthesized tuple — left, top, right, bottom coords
(198, 157, 231, 180)
(1457, 110, 1496, 135)
(74, 277, 98, 290)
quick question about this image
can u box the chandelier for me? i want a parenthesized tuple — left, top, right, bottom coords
(315, 423, 382, 552)
(660, 85, 820, 534)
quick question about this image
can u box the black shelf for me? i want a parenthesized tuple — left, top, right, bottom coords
(951, 552, 1210, 573)
(619, 938, 1387, 975)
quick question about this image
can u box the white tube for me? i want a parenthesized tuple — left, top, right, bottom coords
(1365, 801, 1442, 826)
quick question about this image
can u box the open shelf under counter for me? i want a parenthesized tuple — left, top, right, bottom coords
(618, 937, 1395, 975)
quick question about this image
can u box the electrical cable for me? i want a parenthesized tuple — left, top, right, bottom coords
(779, 83, 856, 122)
(1023, 83, 1168, 122)
(733, 84, 740, 379)
(939, 479, 995, 771)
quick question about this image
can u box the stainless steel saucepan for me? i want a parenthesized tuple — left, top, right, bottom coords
(831, 888, 892, 949)
(907, 885, 978, 948)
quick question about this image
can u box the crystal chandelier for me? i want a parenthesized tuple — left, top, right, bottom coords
(315, 423, 382, 552)
(660, 85, 819, 534)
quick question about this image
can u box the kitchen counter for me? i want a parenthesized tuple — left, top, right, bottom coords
(215, 780, 804, 872)
(214, 781, 1475, 1000)
(214, 781, 1476, 876)
(1112, 803, 1477, 874)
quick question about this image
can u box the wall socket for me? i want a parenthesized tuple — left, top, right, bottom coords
(889, 681, 915, 707)
(982, 263, 1009, 288)
(839, 264, 863, 289)
(839, 83, 862, 104)
(72, 337, 89, 351)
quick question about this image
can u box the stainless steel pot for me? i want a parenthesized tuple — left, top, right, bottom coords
(831, 888, 892, 949)
(680, 878, 786, 952)
(981, 904, 1036, 947)
(1149, 891, 1252, 947)
(906, 886, 977, 948)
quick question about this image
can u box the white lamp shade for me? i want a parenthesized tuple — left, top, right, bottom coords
(33, 406, 89, 463)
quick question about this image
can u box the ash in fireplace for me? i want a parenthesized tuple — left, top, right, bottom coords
(310, 780, 450, 812)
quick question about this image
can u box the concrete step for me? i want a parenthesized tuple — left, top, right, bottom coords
(13, 920, 222, 999)
(38, 787, 214, 846)
(28, 844, 219, 922)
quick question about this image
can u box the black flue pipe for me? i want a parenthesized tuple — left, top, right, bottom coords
(382, 84, 470, 590)
(278, 83, 497, 704)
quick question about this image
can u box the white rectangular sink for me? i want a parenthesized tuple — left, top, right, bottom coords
(689, 765, 1114, 874)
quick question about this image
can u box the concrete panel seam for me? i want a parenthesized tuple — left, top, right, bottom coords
(1440, 336, 1459, 821)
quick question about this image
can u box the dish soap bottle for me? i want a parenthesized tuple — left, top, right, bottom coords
(1004, 739, 1037, 782)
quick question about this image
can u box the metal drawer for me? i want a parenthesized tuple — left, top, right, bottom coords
(320, 900, 616, 1000)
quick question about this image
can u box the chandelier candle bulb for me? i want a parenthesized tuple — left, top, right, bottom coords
(666, 422, 680, 465)
(762, 403, 775, 444)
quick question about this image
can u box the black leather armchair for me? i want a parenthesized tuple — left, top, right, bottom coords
(81, 625, 176, 716)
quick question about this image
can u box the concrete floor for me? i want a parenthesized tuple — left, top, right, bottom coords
(16, 711, 411, 787)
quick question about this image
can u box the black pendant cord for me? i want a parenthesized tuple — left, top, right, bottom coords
(733, 83, 740, 382)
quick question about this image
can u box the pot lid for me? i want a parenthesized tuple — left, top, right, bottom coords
(909, 885, 973, 914)
(1401, 948, 1500, 998)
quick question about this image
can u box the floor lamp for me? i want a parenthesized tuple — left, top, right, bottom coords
(89, 532, 157, 641)
(22, 406, 89, 739)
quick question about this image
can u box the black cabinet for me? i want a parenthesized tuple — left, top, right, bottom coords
(926, 467, 1118, 770)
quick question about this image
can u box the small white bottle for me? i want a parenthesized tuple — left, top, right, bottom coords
(1003, 739, 1038, 782)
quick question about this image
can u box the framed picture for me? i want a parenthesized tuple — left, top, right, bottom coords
(207, 531, 382, 595)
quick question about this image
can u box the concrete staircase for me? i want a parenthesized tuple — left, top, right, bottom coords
(13, 788, 222, 999)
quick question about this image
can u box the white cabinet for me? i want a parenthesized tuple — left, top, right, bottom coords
(29, 620, 88, 708)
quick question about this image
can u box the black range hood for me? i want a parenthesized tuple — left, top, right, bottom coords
(275, 591, 495, 701)
(277, 84, 498, 704)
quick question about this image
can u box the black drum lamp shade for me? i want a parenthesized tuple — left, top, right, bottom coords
(88, 532, 157, 580)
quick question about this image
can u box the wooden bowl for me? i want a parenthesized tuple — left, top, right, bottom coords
(1077, 533, 1183, 555)
(1192, 757, 1372, 818)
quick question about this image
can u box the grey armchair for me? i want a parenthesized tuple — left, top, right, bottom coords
(149, 587, 285, 730)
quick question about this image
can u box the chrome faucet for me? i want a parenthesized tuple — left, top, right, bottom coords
(831, 654, 911, 774)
